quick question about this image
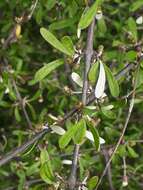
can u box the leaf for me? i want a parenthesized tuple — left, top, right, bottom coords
(71, 72, 83, 87)
(14, 106, 21, 122)
(49, 18, 75, 31)
(61, 36, 74, 56)
(40, 27, 72, 56)
(125, 50, 137, 62)
(101, 107, 116, 119)
(136, 67, 143, 88)
(88, 176, 99, 190)
(35, 59, 64, 82)
(50, 125, 66, 135)
(97, 18, 107, 35)
(136, 16, 143, 25)
(78, 0, 103, 30)
(87, 122, 100, 151)
(59, 123, 79, 149)
(62, 160, 72, 165)
(88, 61, 99, 85)
(103, 64, 119, 97)
(130, 0, 143, 12)
(94, 61, 106, 98)
(22, 141, 37, 157)
(73, 119, 86, 144)
(86, 130, 105, 144)
(40, 149, 54, 184)
(40, 163, 54, 184)
(127, 17, 137, 41)
(26, 162, 40, 176)
(46, 0, 56, 11)
(127, 146, 139, 158)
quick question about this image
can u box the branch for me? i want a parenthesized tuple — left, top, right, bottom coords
(68, 15, 95, 190)
(0, 62, 135, 167)
(103, 149, 114, 190)
(0, 128, 50, 167)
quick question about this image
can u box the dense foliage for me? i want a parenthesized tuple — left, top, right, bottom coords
(0, 0, 143, 189)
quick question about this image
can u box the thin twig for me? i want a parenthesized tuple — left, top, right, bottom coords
(12, 78, 33, 129)
(103, 149, 114, 190)
(94, 60, 140, 190)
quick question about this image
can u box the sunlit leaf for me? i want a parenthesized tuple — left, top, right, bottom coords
(61, 36, 74, 56)
(94, 61, 106, 98)
(50, 125, 66, 135)
(71, 72, 83, 87)
(78, 0, 103, 30)
(40, 27, 72, 56)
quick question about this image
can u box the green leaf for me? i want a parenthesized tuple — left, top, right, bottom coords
(22, 141, 37, 157)
(61, 36, 74, 56)
(59, 123, 79, 149)
(87, 121, 100, 151)
(35, 59, 64, 82)
(101, 107, 116, 119)
(136, 67, 143, 88)
(78, 0, 103, 30)
(88, 176, 99, 190)
(88, 61, 99, 85)
(103, 64, 119, 97)
(40, 27, 72, 56)
(127, 146, 139, 158)
(40, 163, 54, 184)
(125, 50, 137, 62)
(130, 0, 143, 12)
(46, 0, 56, 10)
(97, 18, 107, 35)
(49, 18, 75, 31)
(40, 149, 54, 184)
(73, 119, 86, 144)
(127, 17, 137, 41)
(14, 106, 21, 122)
(26, 162, 40, 176)
(118, 145, 126, 157)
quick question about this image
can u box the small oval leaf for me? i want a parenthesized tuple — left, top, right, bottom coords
(71, 72, 83, 87)
(50, 125, 65, 135)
